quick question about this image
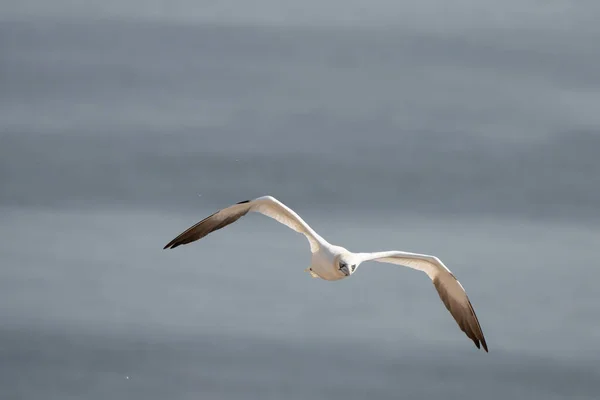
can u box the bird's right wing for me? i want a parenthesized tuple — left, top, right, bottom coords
(358, 250, 488, 352)
(163, 196, 323, 252)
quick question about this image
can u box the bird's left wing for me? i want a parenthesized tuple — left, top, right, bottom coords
(163, 196, 323, 252)
(357, 251, 488, 352)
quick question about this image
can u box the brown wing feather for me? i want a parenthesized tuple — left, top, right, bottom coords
(432, 274, 488, 352)
(362, 251, 488, 352)
(163, 200, 251, 249)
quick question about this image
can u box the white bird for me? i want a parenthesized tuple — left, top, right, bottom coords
(163, 196, 488, 352)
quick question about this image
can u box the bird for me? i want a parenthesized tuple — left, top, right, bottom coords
(163, 195, 488, 352)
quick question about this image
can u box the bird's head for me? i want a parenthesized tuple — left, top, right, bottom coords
(336, 254, 358, 277)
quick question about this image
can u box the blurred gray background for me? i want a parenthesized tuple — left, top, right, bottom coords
(1, 1, 600, 399)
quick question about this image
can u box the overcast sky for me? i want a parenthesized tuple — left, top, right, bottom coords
(3, 0, 600, 34)
(2, 0, 600, 216)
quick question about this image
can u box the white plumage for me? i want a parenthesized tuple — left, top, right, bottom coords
(164, 195, 488, 352)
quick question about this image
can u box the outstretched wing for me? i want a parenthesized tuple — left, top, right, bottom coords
(358, 251, 488, 352)
(163, 196, 323, 252)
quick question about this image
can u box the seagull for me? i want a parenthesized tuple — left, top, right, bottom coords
(163, 196, 488, 352)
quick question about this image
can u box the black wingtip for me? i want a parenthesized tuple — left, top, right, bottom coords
(236, 199, 251, 204)
(473, 338, 489, 352)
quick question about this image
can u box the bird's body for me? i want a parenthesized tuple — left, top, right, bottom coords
(164, 196, 488, 352)
(307, 243, 350, 281)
